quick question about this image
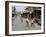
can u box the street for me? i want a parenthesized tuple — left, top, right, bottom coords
(12, 15, 41, 31)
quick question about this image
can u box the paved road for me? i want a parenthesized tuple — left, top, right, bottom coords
(12, 15, 41, 31)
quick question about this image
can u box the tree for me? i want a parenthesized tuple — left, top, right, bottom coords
(25, 7, 34, 11)
(12, 6, 16, 14)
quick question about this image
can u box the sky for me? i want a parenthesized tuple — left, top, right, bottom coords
(12, 5, 26, 12)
